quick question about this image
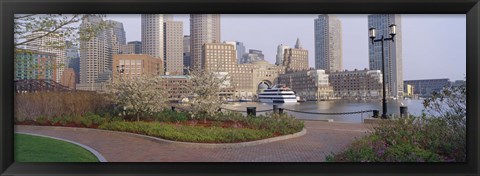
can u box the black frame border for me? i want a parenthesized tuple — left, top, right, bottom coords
(1, 0, 479, 175)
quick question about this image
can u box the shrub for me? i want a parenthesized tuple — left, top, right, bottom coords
(50, 116, 63, 125)
(14, 91, 113, 122)
(327, 80, 466, 162)
(245, 112, 304, 135)
(98, 121, 273, 143)
(328, 115, 463, 162)
(80, 117, 93, 128)
(35, 116, 49, 125)
(153, 110, 189, 122)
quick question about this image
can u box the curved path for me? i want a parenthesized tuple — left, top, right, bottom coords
(15, 121, 372, 162)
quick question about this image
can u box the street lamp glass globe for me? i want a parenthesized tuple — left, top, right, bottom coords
(369, 27, 376, 39)
(389, 24, 396, 35)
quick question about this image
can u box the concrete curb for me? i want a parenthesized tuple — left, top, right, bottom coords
(16, 125, 307, 149)
(123, 128, 307, 149)
(15, 132, 107, 162)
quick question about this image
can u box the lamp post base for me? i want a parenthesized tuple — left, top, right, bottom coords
(381, 114, 388, 119)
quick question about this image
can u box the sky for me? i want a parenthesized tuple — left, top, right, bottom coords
(106, 14, 466, 81)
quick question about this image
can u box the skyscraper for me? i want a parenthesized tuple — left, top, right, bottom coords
(314, 14, 342, 72)
(141, 14, 170, 59)
(79, 16, 124, 86)
(190, 14, 221, 70)
(276, 44, 290, 66)
(283, 38, 308, 73)
(121, 41, 142, 54)
(25, 31, 66, 83)
(368, 14, 403, 98)
(183, 35, 191, 72)
(236, 41, 246, 64)
(107, 20, 126, 46)
(164, 21, 184, 75)
(66, 41, 80, 83)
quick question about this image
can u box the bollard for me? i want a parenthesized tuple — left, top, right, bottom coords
(372, 110, 379, 118)
(273, 105, 279, 114)
(400, 106, 408, 118)
(278, 108, 284, 114)
(247, 107, 256, 117)
(171, 106, 176, 111)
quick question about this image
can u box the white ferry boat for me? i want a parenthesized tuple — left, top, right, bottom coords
(258, 84, 298, 103)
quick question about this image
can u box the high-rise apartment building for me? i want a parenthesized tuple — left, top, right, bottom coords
(141, 14, 170, 59)
(190, 14, 221, 69)
(276, 44, 289, 66)
(15, 50, 56, 81)
(164, 21, 184, 75)
(368, 14, 403, 98)
(79, 16, 124, 86)
(314, 14, 342, 72)
(283, 38, 309, 73)
(25, 31, 66, 83)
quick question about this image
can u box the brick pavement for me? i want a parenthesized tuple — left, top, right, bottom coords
(15, 121, 372, 162)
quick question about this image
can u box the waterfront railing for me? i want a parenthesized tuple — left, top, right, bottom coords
(172, 105, 408, 123)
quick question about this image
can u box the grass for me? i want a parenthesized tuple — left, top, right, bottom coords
(98, 121, 275, 143)
(15, 134, 99, 162)
(15, 107, 304, 144)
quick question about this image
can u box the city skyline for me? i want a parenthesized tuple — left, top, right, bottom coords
(106, 14, 466, 81)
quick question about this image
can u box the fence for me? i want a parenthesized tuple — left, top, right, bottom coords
(219, 105, 378, 123)
(172, 105, 409, 123)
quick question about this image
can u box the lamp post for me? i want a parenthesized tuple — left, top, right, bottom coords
(369, 24, 396, 119)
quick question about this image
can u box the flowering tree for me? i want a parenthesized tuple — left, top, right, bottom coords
(184, 69, 227, 122)
(106, 76, 168, 121)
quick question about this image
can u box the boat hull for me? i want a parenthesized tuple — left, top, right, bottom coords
(259, 98, 297, 103)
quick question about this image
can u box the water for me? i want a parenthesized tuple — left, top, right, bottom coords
(222, 99, 426, 123)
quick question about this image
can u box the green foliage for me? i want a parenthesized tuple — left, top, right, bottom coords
(327, 116, 463, 162)
(35, 116, 48, 125)
(240, 112, 304, 135)
(50, 116, 63, 125)
(98, 121, 274, 143)
(15, 134, 99, 162)
(153, 110, 189, 122)
(327, 79, 466, 162)
(80, 117, 93, 128)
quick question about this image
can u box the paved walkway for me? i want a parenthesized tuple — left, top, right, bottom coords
(15, 121, 373, 162)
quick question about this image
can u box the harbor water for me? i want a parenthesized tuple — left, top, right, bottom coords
(222, 99, 426, 123)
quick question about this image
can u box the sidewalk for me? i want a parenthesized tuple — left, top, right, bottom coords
(15, 121, 372, 162)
